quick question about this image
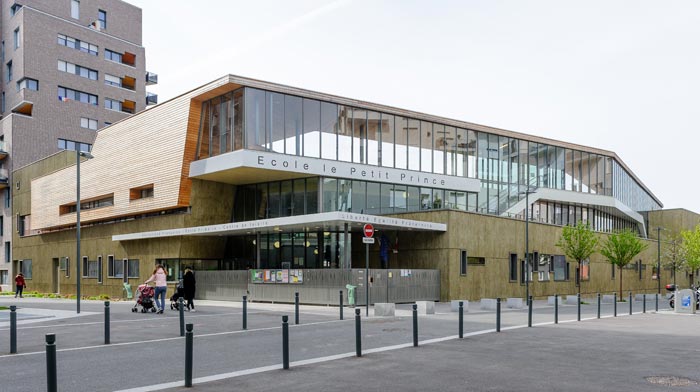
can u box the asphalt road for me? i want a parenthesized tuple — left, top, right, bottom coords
(0, 295, 688, 392)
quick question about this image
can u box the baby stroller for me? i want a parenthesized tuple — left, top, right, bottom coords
(170, 280, 185, 310)
(132, 284, 157, 313)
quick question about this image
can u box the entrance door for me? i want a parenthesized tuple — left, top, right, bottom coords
(52, 258, 59, 293)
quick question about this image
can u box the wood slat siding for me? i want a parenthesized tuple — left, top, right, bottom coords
(30, 77, 234, 230)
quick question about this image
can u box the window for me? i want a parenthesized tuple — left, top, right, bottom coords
(105, 98, 120, 111)
(57, 138, 92, 153)
(4, 188, 9, 208)
(80, 117, 97, 130)
(108, 255, 123, 278)
(13, 27, 20, 50)
(82, 256, 99, 278)
(59, 257, 68, 271)
(460, 250, 467, 276)
(105, 49, 122, 63)
(4, 242, 9, 263)
(105, 74, 121, 87)
(509, 253, 518, 281)
(0, 270, 7, 285)
(97, 256, 102, 284)
(58, 60, 98, 80)
(611, 263, 615, 279)
(18, 214, 28, 236)
(58, 86, 97, 105)
(59, 195, 113, 215)
(0, 216, 3, 236)
(17, 78, 38, 91)
(638, 260, 644, 280)
(71, 0, 79, 19)
(553, 256, 568, 281)
(10, 3, 22, 16)
(57, 34, 98, 55)
(580, 259, 590, 281)
(6, 61, 12, 82)
(127, 259, 139, 278)
(130, 184, 154, 200)
(98, 9, 107, 29)
(122, 259, 128, 282)
(20, 259, 31, 279)
(1, 41, 4, 62)
(467, 257, 486, 265)
(1, 92, 5, 113)
(538, 254, 550, 281)
(82, 256, 88, 277)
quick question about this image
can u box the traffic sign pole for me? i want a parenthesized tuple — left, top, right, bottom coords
(363, 223, 374, 317)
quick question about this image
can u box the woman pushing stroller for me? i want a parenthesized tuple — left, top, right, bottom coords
(144, 264, 167, 314)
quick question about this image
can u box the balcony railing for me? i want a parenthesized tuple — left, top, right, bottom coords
(146, 92, 158, 106)
(146, 71, 158, 85)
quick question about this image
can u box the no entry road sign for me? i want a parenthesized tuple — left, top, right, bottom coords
(363, 224, 374, 238)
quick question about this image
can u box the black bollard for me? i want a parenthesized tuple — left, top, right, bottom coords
(458, 301, 464, 339)
(655, 293, 659, 312)
(643, 294, 646, 313)
(104, 301, 110, 345)
(597, 293, 601, 319)
(282, 315, 290, 369)
(185, 323, 193, 387)
(577, 293, 581, 321)
(10, 305, 17, 354)
(242, 295, 248, 330)
(554, 295, 558, 324)
(614, 293, 617, 317)
(412, 304, 418, 347)
(339, 290, 344, 320)
(629, 292, 633, 315)
(355, 309, 362, 357)
(294, 292, 300, 325)
(528, 296, 533, 327)
(46, 334, 57, 392)
(496, 298, 501, 332)
(179, 297, 185, 337)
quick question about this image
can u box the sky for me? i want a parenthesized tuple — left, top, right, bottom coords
(128, 0, 700, 213)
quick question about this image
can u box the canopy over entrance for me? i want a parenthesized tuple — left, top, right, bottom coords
(112, 211, 446, 242)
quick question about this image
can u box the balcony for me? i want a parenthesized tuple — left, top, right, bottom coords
(11, 100, 33, 116)
(0, 141, 7, 160)
(146, 92, 158, 106)
(0, 169, 8, 189)
(146, 71, 158, 85)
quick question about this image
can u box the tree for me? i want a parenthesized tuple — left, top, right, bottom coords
(662, 235, 685, 286)
(556, 221, 599, 294)
(600, 229, 648, 297)
(681, 225, 700, 286)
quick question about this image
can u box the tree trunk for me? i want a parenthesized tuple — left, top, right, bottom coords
(619, 266, 623, 299)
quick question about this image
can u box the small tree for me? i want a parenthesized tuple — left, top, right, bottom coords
(662, 235, 685, 286)
(681, 225, 700, 286)
(600, 229, 648, 297)
(556, 221, 599, 294)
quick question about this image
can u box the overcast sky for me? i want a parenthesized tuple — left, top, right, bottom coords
(129, 0, 700, 213)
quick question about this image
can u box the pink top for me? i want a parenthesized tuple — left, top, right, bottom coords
(145, 268, 167, 287)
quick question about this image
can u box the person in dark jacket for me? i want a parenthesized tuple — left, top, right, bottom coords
(183, 268, 196, 312)
(14, 273, 25, 298)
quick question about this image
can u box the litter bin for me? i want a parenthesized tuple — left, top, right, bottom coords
(123, 282, 133, 300)
(345, 284, 357, 307)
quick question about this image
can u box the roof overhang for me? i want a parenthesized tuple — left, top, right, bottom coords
(11, 100, 33, 116)
(112, 211, 447, 242)
(189, 150, 481, 192)
(501, 188, 647, 237)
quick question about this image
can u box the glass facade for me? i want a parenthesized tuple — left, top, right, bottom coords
(197, 87, 661, 234)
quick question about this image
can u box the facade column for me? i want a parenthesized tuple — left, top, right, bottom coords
(256, 232, 261, 269)
(344, 223, 349, 269)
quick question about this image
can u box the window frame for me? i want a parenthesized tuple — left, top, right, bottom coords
(98, 9, 107, 29)
(509, 253, 518, 282)
(459, 250, 467, 276)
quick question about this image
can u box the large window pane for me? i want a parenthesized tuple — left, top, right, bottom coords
(581, 151, 590, 193)
(467, 130, 477, 178)
(302, 98, 320, 158)
(367, 111, 380, 165)
(420, 121, 432, 173)
(556, 147, 565, 190)
(221, 93, 232, 154)
(351, 180, 366, 214)
(352, 108, 367, 164)
(565, 149, 574, 191)
(573, 150, 582, 192)
(339, 179, 352, 212)
(380, 183, 394, 214)
(366, 182, 381, 214)
(337, 106, 351, 162)
(394, 116, 407, 169)
(320, 102, 337, 160)
(245, 88, 266, 151)
(305, 177, 319, 214)
(433, 123, 445, 174)
(266, 92, 284, 153)
(407, 185, 420, 211)
(456, 128, 467, 177)
(268, 182, 281, 218)
(322, 178, 338, 212)
(198, 101, 210, 158)
(381, 114, 394, 167)
(233, 89, 244, 151)
(285, 95, 302, 156)
(292, 179, 305, 216)
(408, 119, 420, 171)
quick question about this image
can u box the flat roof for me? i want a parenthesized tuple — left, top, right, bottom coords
(112, 212, 447, 242)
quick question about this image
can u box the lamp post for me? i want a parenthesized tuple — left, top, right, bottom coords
(76, 150, 94, 314)
(519, 186, 537, 304)
(656, 227, 663, 295)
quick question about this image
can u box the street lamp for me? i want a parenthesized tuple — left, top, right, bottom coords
(519, 185, 537, 304)
(76, 150, 94, 314)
